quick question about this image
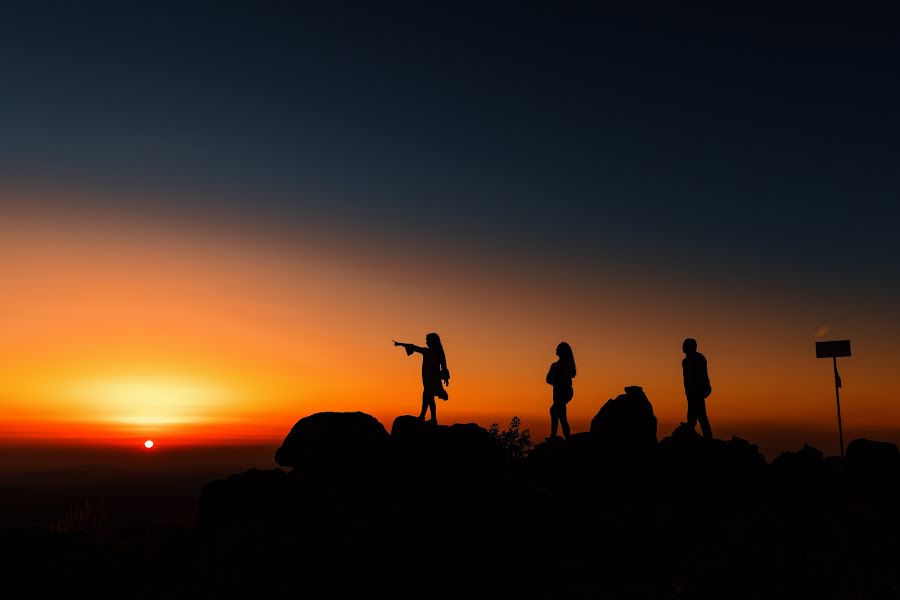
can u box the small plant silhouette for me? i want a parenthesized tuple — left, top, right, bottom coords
(489, 416, 533, 461)
(53, 495, 109, 535)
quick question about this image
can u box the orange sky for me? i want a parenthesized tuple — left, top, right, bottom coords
(2, 189, 899, 462)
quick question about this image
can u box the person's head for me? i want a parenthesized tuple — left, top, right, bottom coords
(426, 332, 446, 362)
(426, 332, 441, 349)
(556, 341, 574, 362)
(682, 338, 698, 354)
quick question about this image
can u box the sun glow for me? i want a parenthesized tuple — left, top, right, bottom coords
(144, 439, 154, 449)
(64, 376, 237, 430)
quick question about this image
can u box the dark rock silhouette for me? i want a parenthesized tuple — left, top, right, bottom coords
(197, 467, 287, 532)
(390, 415, 506, 471)
(657, 421, 705, 456)
(771, 442, 825, 477)
(590, 385, 657, 454)
(846, 437, 900, 474)
(274, 411, 390, 472)
(7, 405, 900, 600)
(657, 423, 766, 478)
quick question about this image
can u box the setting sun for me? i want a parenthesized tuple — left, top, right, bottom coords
(144, 440, 154, 449)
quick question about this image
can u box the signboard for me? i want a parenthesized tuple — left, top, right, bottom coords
(815, 339, 851, 359)
(815, 339, 851, 459)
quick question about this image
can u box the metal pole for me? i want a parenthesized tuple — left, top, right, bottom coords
(834, 356, 845, 459)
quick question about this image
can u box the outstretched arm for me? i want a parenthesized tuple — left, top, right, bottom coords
(393, 341, 424, 356)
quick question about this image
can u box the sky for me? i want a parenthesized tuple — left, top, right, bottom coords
(1, 2, 899, 466)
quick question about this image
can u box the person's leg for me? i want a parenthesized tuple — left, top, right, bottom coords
(427, 396, 437, 423)
(419, 392, 428, 420)
(549, 404, 559, 438)
(697, 397, 713, 440)
(559, 403, 571, 440)
(686, 395, 698, 429)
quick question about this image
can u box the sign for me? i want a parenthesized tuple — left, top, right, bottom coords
(815, 339, 851, 459)
(815, 339, 851, 359)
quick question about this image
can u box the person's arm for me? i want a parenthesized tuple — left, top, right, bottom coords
(546, 362, 557, 385)
(682, 359, 692, 393)
(393, 341, 425, 356)
(700, 355, 710, 392)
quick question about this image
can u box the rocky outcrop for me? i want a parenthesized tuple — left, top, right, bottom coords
(657, 423, 766, 474)
(589, 385, 658, 455)
(771, 443, 825, 477)
(391, 415, 505, 471)
(197, 467, 287, 532)
(191, 408, 900, 600)
(274, 411, 391, 473)
(846, 438, 900, 474)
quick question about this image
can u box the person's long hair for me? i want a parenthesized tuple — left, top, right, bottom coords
(426, 332, 447, 368)
(557, 341, 576, 376)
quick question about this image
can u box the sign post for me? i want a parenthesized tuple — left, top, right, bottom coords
(815, 339, 851, 459)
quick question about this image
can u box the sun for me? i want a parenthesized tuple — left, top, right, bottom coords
(144, 440, 154, 449)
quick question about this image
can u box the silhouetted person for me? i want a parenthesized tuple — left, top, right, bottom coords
(546, 342, 576, 440)
(394, 332, 450, 424)
(682, 338, 713, 440)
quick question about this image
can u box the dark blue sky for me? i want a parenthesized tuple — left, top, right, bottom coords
(2, 1, 898, 298)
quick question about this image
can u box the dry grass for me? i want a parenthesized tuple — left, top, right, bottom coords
(52, 495, 109, 535)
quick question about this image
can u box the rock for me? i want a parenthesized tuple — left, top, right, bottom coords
(657, 422, 704, 457)
(443, 422, 506, 466)
(846, 438, 900, 474)
(711, 435, 767, 471)
(390, 416, 505, 471)
(198, 468, 287, 532)
(590, 386, 658, 454)
(390, 414, 433, 447)
(771, 443, 824, 477)
(274, 411, 391, 472)
(657, 425, 765, 475)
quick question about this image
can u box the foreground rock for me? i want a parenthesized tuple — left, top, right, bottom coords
(771, 443, 825, 478)
(590, 385, 657, 455)
(274, 411, 391, 473)
(657, 423, 766, 475)
(846, 438, 900, 474)
(189, 410, 900, 599)
(390, 415, 505, 471)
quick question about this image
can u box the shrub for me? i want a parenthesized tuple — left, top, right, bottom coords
(489, 416, 533, 461)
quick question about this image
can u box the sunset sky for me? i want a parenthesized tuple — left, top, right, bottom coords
(2, 2, 898, 466)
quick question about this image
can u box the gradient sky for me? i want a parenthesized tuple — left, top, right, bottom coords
(2, 2, 899, 464)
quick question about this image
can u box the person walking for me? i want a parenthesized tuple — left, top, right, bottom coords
(682, 337, 713, 440)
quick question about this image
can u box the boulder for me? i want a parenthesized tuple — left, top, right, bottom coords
(710, 435, 767, 471)
(657, 422, 704, 456)
(274, 411, 391, 472)
(657, 425, 765, 475)
(390, 414, 433, 448)
(846, 438, 900, 474)
(390, 416, 505, 471)
(771, 443, 824, 477)
(197, 468, 287, 532)
(590, 385, 658, 454)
